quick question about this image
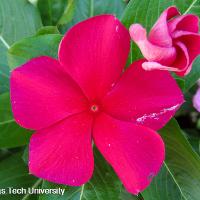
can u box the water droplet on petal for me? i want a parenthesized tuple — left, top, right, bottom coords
(72, 179, 75, 183)
(108, 143, 111, 147)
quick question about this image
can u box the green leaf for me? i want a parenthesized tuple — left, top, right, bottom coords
(121, 0, 200, 64)
(142, 165, 183, 200)
(0, 0, 42, 94)
(183, 130, 200, 155)
(22, 146, 29, 164)
(39, 147, 138, 200)
(8, 34, 62, 69)
(58, 0, 76, 25)
(0, 93, 32, 148)
(183, 56, 200, 92)
(60, 0, 127, 33)
(0, 152, 40, 200)
(36, 26, 60, 35)
(175, 78, 185, 91)
(142, 119, 200, 200)
(160, 119, 200, 200)
(37, 0, 68, 25)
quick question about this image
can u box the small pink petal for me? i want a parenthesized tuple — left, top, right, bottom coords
(193, 87, 200, 112)
(102, 59, 184, 130)
(29, 112, 94, 186)
(142, 61, 183, 72)
(93, 113, 165, 195)
(168, 14, 199, 33)
(59, 15, 130, 100)
(10, 56, 88, 130)
(149, 6, 180, 47)
(173, 41, 190, 76)
(129, 24, 176, 65)
(173, 31, 200, 75)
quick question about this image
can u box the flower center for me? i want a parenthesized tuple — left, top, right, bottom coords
(90, 104, 99, 113)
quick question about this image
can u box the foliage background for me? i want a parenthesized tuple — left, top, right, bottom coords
(0, 0, 200, 199)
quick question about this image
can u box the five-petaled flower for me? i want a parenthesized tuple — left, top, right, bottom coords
(129, 6, 200, 76)
(10, 15, 184, 194)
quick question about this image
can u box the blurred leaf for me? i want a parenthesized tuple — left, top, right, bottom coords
(60, 0, 127, 33)
(0, 93, 32, 148)
(121, 0, 200, 64)
(0, 152, 40, 200)
(8, 34, 62, 69)
(39, 147, 139, 200)
(36, 26, 60, 35)
(0, 0, 42, 94)
(37, 0, 68, 25)
(183, 56, 200, 92)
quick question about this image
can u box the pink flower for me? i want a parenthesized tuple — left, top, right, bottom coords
(193, 80, 200, 112)
(10, 15, 184, 194)
(129, 6, 200, 76)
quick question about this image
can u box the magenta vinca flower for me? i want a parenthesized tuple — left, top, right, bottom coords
(129, 6, 200, 76)
(10, 15, 184, 194)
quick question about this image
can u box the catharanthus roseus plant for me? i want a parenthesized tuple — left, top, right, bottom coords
(10, 15, 184, 194)
(129, 6, 200, 76)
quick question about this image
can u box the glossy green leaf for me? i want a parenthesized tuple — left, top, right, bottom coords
(58, 0, 76, 25)
(142, 165, 183, 200)
(37, 0, 68, 25)
(160, 119, 200, 200)
(8, 34, 62, 69)
(175, 78, 185, 91)
(142, 119, 200, 200)
(36, 26, 60, 35)
(0, 93, 32, 148)
(183, 130, 200, 155)
(121, 0, 200, 64)
(0, 0, 42, 94)
(39, 147, 139, 200)
(0, 152, 40, 200)
(60, 0, 127, 33)
(22, 146, 29, 165)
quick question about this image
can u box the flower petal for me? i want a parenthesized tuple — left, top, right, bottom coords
(173, 41, 190, 76)
(149, 6, 180, 47)
(93, 113, 165, 195)
(129, 24, 176, 65)
(102, 60, 184, 130)
(173, 31, 200, 75)
(10, 56, 88, 130)
(29, 112, 94, 186)
(142, 61, 184, 72)
(168, 14, 199, 33)
(59, 15, 130, 100)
